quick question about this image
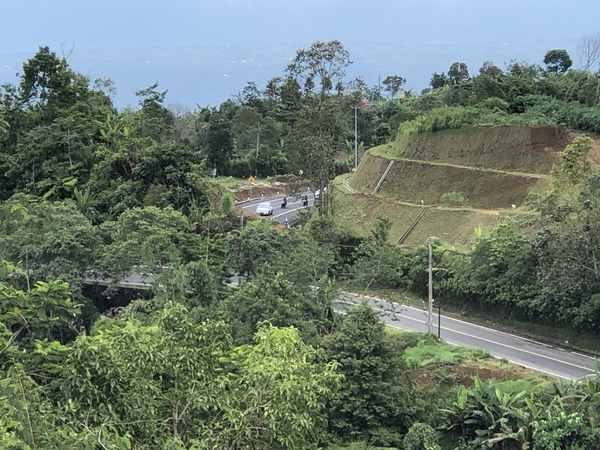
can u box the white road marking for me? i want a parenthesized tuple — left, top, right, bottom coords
(335, 300, 596, 375)
(384, 322, 567, 380)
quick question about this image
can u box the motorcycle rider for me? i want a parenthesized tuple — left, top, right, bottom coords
(281, 196, 288, 208)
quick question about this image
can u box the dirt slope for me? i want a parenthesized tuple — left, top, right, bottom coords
(336, 125, 564, 245)
(380, 159, 545, 209)
(332, 180, 537, 247)
(400, 125, 567, 174)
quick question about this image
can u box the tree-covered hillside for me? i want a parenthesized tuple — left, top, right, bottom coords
(2, 39, 600, 449)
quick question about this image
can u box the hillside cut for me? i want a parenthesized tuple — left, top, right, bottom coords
(349, 125, 566, 209)
(401, 125, 567, 174)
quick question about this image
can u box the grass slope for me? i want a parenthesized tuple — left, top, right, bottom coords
(402, 333, 550, 393)
(333, 179, 518, 247)
(348, 152, 389, 193)
(339, 125, 556, 246)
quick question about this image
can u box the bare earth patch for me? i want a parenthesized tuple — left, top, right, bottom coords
(410, 360, 551, 392)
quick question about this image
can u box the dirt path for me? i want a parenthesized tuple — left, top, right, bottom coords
(396, 157, 552, 179)
(334, 180, 540, 216)
(373, 195, 539, 216)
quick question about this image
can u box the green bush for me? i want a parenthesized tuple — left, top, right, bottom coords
(440, 191, 465, 206)
(403, 423, 441, 450)
(477, 96, 509, 112)
(220, 192, 235, 215)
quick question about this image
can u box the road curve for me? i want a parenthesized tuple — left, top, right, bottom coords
(88, 192, 598, 380)
(334, 293, 598, 381)
(89, 271, 598, 379)
(240, 191, 315, 224)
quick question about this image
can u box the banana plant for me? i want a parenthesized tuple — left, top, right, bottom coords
(41, 176, 78, 200)
(344, 138, 364, 155)
(442, 376, 535, 445)
(440, 385, 470, 438)
(73, 187, 95, 214)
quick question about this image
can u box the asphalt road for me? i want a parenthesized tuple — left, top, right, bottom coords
(334, 293, 598, 381)
(89, 272, 598, 379)
(239, 191, 315, 224)
(87, 191, 599, 380)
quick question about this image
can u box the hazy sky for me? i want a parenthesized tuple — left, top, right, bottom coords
(2, 0, 599, 54)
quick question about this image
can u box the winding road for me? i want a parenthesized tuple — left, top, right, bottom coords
(334, 293, 598, 381)
(89, 191, 598, 381)
(239, 191, 315, 224)
(239, 192, 598, 380)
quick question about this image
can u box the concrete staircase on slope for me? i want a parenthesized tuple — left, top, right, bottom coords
(372, 160, 395, 195)
(397, 208, 427, 245)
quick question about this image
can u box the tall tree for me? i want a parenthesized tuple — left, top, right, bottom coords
(578, 33, 600, 71)
(0, 196, 100, 292)
(544, 49, 573, 73)
(479, 61, 503, 77)
(206, 118, 234, 177)
(382, 75, 406, 98)
(197, 324, 342, 449)
(324, 303, 419, 446)
(101, 206, 191, 280)
(0, 47, 114, 200)
(430, 72, 449, 89)
(447, 62, 470, 85)
(286, 40, 352, 97)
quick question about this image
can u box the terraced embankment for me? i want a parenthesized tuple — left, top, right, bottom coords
(334, 125, 568, 245)
(333, 178, 529, 246)
(400, 125, 567, 174)
(350, 153, 550, 209)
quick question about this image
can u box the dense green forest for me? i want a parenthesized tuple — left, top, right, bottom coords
(2, 40, 600, 449)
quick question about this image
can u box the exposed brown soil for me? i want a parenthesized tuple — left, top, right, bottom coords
(586, 135, 600, 171)
(348, 153, 389, 192)
(410, 361, 548, 391)
(400, 125, 567, 174)
(380, 159, 541, 209)
(230, 185, 297, 202)
(348, 152, 548, 209)
(529, 125, 569, 153)
(338, 125, 563, 246)
(333, 179, 542, 248)
(332, 184, 531, 247)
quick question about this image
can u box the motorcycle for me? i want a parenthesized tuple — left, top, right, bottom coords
(281, 198, 288, 208)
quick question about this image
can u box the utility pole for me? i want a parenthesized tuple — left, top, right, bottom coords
(438, 302, 441, 339)
(427, 236, 434, 334)
(354, 106, 358, 172)
(256, 121, 260, 158)
(240, 210, 244, 231)
(255, 121, 260, 178)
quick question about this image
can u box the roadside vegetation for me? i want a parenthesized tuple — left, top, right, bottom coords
(1, 38, 600, 449)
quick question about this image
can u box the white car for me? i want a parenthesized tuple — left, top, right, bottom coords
(256, 202, 273, 216)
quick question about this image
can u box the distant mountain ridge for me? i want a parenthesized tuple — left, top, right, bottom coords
(0, 39, 579, 109)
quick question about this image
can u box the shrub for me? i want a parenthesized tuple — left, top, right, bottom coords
(403, 423, 441, 450)
(477, 97, 509, 112)
(220, 192, 234, 215)
(440, 191, 465, 206)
